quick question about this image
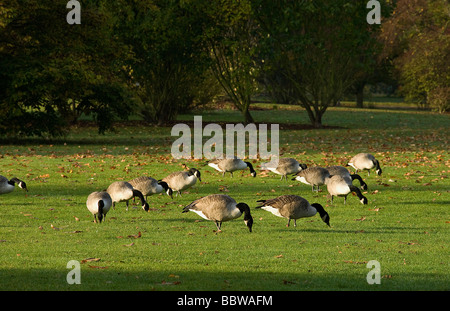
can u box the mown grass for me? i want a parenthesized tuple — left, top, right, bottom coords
(0, 106, 448, 291)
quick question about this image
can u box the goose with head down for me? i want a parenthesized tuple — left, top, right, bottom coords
(162, 168, 201, 197)
(182, 194, 253, 232)
(106, 181, 149, 211)
(0, 176, 28, 195)
(256, 195, 330, 228)
(208, 158, 256, 178)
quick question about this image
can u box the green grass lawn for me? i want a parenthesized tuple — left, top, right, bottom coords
(0, 107, 448, 291)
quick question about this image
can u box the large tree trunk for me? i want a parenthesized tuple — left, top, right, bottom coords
(355, 82, 365, 108)
(301, 100, 324, 128)
(242, 107, 254, 124)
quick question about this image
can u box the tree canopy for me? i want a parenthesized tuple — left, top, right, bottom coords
(0, 0, 447, 136)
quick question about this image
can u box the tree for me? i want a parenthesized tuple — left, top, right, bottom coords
(113, 0, 213, 126)
(200, 0, 259, 124)
(0, 0, 133, 136)
(255, 0, 391, 127)
(379, 0, 449, 112)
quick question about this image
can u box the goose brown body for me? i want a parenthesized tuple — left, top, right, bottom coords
(256, 195, 330, 227)
(182, 194, 253, 232)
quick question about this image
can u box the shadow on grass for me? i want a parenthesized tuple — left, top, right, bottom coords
(0, 267, 448, 291)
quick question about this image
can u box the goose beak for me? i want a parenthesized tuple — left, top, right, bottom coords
(167, 189, 173, 199)
(244, 219, 253, 232)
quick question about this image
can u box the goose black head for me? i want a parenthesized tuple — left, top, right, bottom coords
(18, 181, 28, 192)
(361, 181, 368, 191)
(97, 200, 105, 223)
(311, 203, 330, 227)
(375, 160, 382, 176)
(158, 181, 173, 199)
(142, 202, 150, 212)
(167, 188, 174, 199)
(10, 178, 28, 192)
(237, 202, 253, 232)
(189, 168, 202, 182)
(245, 162, 256, 178)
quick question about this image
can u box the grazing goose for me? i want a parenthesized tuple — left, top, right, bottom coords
(86, 191, 112, 223)
(256, 195, 330, 228)
(261, 158, 307, 180)
(182, 194, 253, 232)
(162, 168, 201, 197)
(326, 175, 368, 205)
(129, 176, 173, 200)
(292, 167, 331, 192)
(106, 181, 149, 211)
(347, 153, 382, 176)
(326, 165, 368, 190)
(0, 176, 28, 195)
(208, 158, 256, 178)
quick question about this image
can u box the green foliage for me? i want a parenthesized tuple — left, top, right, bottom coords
(0, 0, 133, 136)
(256, 0, 394, 127)
(199, 0, 259, 124)
(380, 0, 450, 112)
(113, 0, 214, 126)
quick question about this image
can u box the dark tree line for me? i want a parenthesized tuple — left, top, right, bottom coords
(0, 0, 447, 137)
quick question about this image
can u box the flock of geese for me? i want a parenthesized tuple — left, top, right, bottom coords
(0, 152, 382, 233)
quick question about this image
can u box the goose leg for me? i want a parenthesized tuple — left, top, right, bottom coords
(215, 221, 222, 232)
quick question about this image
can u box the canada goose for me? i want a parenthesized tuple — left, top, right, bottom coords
(326, 175, 368, 205)
(326, 165, 368, 190)
(86, 191, 112, 223)
(256, 195, 330, 227)
(106, 181, 149, 211)
(208, 158, 256, 178)
(129, 176, 173, 200)
(347, 153, 382, 176)
(0, 176, 28, 195)
(162, 168, 201, 197)
(292, 167, 331, 191)
(261, 158, 307, 180)
(182, 194, 253, 232)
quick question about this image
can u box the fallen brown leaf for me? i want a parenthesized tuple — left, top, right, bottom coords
(127, 231, 142, 239)
(81, 258, 101, 264)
